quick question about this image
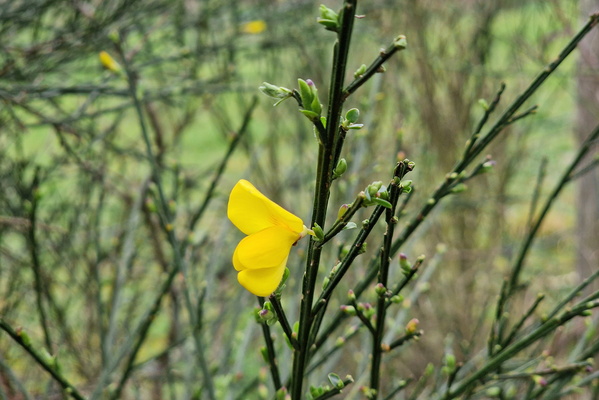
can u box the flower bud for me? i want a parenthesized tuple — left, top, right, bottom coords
(374, 283, 386, 296)
(405, 318, 419, 334)
(399, 253, 411, 275)
(340, 305, 356, 316)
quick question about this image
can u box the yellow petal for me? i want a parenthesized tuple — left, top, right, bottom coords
(237, 263, 286, 297)
(233, 226, 298, 271)
(228, 179, 303, 235)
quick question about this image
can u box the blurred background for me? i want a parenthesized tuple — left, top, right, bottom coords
(1, 0, 597, 398)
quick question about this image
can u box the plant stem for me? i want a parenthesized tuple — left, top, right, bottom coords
(258, 297, 282, 390)
(369, 167, 403, 399)
(0, 319, 86, 400)
(291, 2, 357, 398)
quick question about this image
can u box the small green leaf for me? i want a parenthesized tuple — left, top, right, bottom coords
(343, 222, 357, 230)
(372, 198, 392, 208)
(328, 373, 344, 389)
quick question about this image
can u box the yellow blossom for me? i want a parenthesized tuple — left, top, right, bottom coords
(228, 179, 307, 296)
(240, 20, 267, 35)
(99, 51, 121, 73)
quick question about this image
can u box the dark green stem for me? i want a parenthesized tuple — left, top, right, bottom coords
(269, 295, 299, 350)
(258, 297, 282, 390)
(369, 169, 403, 399)
(291, 2, 357, 398)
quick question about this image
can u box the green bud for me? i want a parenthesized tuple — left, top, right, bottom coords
(478, 98, 490, 111)
(424, 363, 435, 376)
(393, 35, 407, 49)
(445, 353, 456, 368)
(341, 305, 356, 315)
(354, 64, 367, 78)
(17, 328, 32, 347)
(348, 289, 356, 301)
(333, 158, 347, 179)
(481, 160, 496, 173)
(390, 294, 403, 304)
(275, 387, 288, 400)
(312, 223, 324, 241)
(399, 253, 411, 275)
(374, 283, 386, 296)
(317, 5, 340, 32)
(108, 30, 120, 43)
(260, 347, 269, 363)
(486, 387, 501, 397)
(322, 277, 330, 290)
(367, 181, 383, 197)
(358, 243, 367, 254)
(450, 183, 467, 193)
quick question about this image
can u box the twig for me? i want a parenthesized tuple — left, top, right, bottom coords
(0, 319, 86, 400)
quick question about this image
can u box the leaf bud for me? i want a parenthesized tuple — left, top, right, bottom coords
(333, 158, 347, 179)
(317, 5, 340, 32)
(354, 64, 367, 78)
(312, 223, 324, 241)
(393, 35, 407, 50)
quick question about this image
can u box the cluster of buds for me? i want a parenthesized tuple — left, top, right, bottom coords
(361, 181, 392, 208)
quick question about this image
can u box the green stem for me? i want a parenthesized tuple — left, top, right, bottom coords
(291, 2, 357, 398)
(258, 297, 282, 390)
(369, 170, 403, 399)
(0, 319, 86, 400)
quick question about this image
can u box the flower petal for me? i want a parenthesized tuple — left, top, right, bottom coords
(227, 179, 304, 235)
(233, 226, 298, 271)
(237, 263, 286, 297)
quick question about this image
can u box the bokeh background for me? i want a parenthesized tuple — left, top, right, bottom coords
(1, 0, 598, 398)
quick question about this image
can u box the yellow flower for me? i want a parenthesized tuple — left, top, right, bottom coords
(99, 51, 121, 73)
(228, 179, 307, 296)
(240, 20, 267, 35)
